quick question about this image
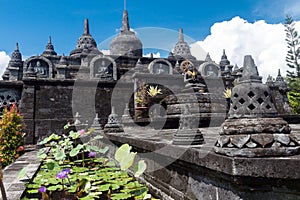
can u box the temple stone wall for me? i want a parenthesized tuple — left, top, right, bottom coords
(19, 79, 126, 144)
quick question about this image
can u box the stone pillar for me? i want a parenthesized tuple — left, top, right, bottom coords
(19, 80, 36, 144)
(214, 55, 300, 157)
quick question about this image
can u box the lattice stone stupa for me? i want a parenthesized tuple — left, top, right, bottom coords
(214, 55, 300, 157)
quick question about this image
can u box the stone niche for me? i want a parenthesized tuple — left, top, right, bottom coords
(90, 55, 117, 80)
(198, 62, 220, 77)
(148, 59, 173, 75)
(24, 57, 53, 78)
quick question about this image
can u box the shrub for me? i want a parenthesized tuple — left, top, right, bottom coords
(0, 104, 24, 168)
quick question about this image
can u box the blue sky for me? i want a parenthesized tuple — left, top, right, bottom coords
(1, 0, 300, 80)
(0, 0, 296, 56)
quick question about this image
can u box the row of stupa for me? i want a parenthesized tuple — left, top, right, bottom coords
(2, 8, 237, 81)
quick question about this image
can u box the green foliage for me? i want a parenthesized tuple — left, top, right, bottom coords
(288, 92, 300, 113)
(284, 15, 300, 113)
(288, 77, 300, 114)
(0, 104, 24, 168)
(285, 15, 300, 79)
(37, 129, 106, 165)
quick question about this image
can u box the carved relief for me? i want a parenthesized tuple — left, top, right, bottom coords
(90, 55, 117, 80)
(24, 56, 53, 78)
(198, 62, 219, 77)
(148, 59, 173, 75)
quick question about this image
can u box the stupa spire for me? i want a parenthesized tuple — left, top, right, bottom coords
(179, 28, 184, 42)
(121, 9, 130, 32)
(84, 19, 90, 35)
(205, 52, 213, 62)
(42, 36, 57, 56)
(15, 42, 19, 51)
(275, 69, 285, 83)
(222, 49, 226, 58)
(240, 55, 261, 83)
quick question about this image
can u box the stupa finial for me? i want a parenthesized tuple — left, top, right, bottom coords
(179, 28, 184, 42)
(84, 19, 90, 35)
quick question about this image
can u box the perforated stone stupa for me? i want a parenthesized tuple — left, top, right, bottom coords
(173, 104, 204, 145)
(104, 106, 124, 133)
(214, 55, 300, 157)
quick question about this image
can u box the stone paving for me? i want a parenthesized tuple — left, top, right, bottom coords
(1, 149, 40, 200)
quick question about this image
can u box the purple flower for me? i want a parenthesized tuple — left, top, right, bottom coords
(38, 186, 46, 193)
(56, 168, 71, 179)
(56, 171, 68, 179)
(62, 168, 71, 174)
(88, 151, 96, 158)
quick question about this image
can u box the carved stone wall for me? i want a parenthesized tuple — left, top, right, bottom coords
(0, 81, 22, 113)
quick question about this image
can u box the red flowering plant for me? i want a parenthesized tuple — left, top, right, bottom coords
(0, 103, 24, 168)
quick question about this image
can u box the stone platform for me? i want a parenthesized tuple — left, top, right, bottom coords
(98, 124, 300, 199)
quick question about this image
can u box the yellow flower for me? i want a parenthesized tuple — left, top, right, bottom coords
(224, 88, 232, 98)
(147, 86, 162, 97)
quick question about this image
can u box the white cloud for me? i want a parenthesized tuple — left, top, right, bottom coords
(0, 51, 10, 78)
(190, 43, 207, 60)
(100, 49, 110, 55)
(115, 28, 137, 34)
(143, 52, 161, 58)
(192, 16, 297, 81)
(100, 49, 161, 58)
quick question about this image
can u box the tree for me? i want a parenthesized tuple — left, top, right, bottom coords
(285, 15, 300, 79)
(285, 15, 300, 113)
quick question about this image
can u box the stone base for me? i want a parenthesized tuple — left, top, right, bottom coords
(221, 117, 291, 135)
(91, 125, 103, 131)
(104, 124, 124, 133)
(214, 146, 300, 157)
(215, 117, 300, 157)
(173, 129, 204, 145)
